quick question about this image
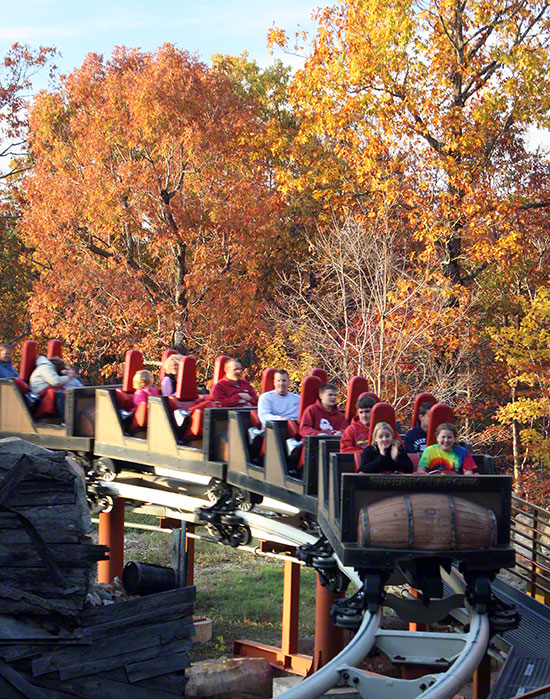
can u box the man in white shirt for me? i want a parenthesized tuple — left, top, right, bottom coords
(257, 370, 300, 427)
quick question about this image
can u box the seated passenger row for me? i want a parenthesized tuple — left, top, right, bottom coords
(3, 340, 475, 476)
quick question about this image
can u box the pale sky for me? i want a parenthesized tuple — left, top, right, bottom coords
(1, 0, 322, 90)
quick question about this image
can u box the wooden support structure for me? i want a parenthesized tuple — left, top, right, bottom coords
(311, 577, 345, 673)
(97, 497, 125, 583)
(170, 521, 195, 588)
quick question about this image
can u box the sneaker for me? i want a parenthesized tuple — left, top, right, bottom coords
(248, 427, 265, 459)
(287, 441, 303, 471)
(286, 438, 303, 456)
(248, 426, 264, 443)
(174, 408, 191, 427)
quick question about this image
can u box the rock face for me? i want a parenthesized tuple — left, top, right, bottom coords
(0, 437, 107, 617)
(0, 438, 197, 697)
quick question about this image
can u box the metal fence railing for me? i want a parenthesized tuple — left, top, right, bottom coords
(507, 495, 550, 605)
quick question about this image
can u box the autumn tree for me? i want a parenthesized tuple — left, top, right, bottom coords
(268, 212, 479, 415)
(0, 43, 56, 344)
(270, 1, 550, 284)
(21, 45, 285, 376)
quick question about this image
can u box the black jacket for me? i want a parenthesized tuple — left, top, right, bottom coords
(359, 444, 414, 474)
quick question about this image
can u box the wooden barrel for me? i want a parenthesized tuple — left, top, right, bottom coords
(357, 494, 497, 550)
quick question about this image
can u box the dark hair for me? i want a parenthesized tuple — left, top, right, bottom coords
(49, 356, 66, 375)
(419, 401, 435, 416)
(435, 422, 457, 438)
(357, 395, 376, 409)
(319, 382, 338, 394)
(0, 343, 11, 352)
(274, 369, 289, 378)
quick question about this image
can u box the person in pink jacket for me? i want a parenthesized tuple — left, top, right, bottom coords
(211, 359, 258, 407)
(132, 370, 159, 407)
(299, 383, 348, 437)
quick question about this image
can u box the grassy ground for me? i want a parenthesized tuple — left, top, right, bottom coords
(119, 513, 319, 661)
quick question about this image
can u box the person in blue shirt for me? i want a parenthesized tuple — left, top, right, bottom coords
(0, 344, 19, 379)
(404, 401, 433, 453)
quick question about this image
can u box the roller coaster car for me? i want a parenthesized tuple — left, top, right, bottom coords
(0, 378, 96, 452)
(317, 451, 515, 599)
(94, 389, 223, 479)
(226, 409, 341, 514)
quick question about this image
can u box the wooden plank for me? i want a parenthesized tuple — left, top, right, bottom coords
(125, 650, 191, 683)
(33, 672, 181, 699)
(0, 646, 43, 663)
(83, 609, 194, 641)
(0, 568, 89, 598)
(0, 528, 81, 544)
(33, 618, 194, 676)
(80, 585, 196, 628)
(58, 638, 194, 681)
(0, 543, 108, 568)
(0, 583, 80, 616)
(0, 615, 84, 643)
(7, 490, 76, 507)
(0, 659, 46, 699)
(103, 667, 188, 695)
(9, 504, 83, 527)
(0, 512, 81, 535)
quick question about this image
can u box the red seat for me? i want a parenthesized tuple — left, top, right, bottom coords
(344, 377, 371, 423)
(367, 403, 404, 446)
(175, 356, 198, 401)
(261, 368, 277, 394)
(47, 339, 63, 359)
(14, 378, 30, 395)
(411, 392, 437, 429)
(308, 368, 328, 384)
(289, 375, 322, 469)
(19, 340, 37, 383)
(426, 404, 455, 446)
(212, 355, 231, 387)
(115, 349, 144, 423)
(130, 401, 149, 430)
(35, 387, 62, 419)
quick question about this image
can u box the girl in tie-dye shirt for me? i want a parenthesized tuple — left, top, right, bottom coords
(417, 423, 477, 475)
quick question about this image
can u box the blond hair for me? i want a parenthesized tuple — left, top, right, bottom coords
(133, 369, 153, 390)
(164, 353, 183, 373)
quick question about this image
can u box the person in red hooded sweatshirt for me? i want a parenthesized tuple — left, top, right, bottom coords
(299, 383, 349, 437)
(340, 394, 377, 453)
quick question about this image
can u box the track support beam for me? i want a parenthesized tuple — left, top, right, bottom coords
(311, 576, 345, 673)
(97, 497, 125, 583)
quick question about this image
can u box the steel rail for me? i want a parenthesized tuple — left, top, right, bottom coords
(98, 478, 490, 699)
(279, 608, 382, 699)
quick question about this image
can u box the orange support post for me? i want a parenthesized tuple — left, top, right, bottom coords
(281, 559, 300, 657)
(311, 577, 345, 673)
(97, 497, 125, 583)
(472, 652, 492, 699)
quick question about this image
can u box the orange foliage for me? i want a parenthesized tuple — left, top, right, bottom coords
(21, 45, 284, 374)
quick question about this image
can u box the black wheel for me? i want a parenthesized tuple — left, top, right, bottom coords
(94, 457, 117, 482)
(229, 525, 251, 548)
(233, 488, 256, 511)
(206, 478, 228, 504)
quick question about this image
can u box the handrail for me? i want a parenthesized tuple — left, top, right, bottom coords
(507, 495, 550, 604)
